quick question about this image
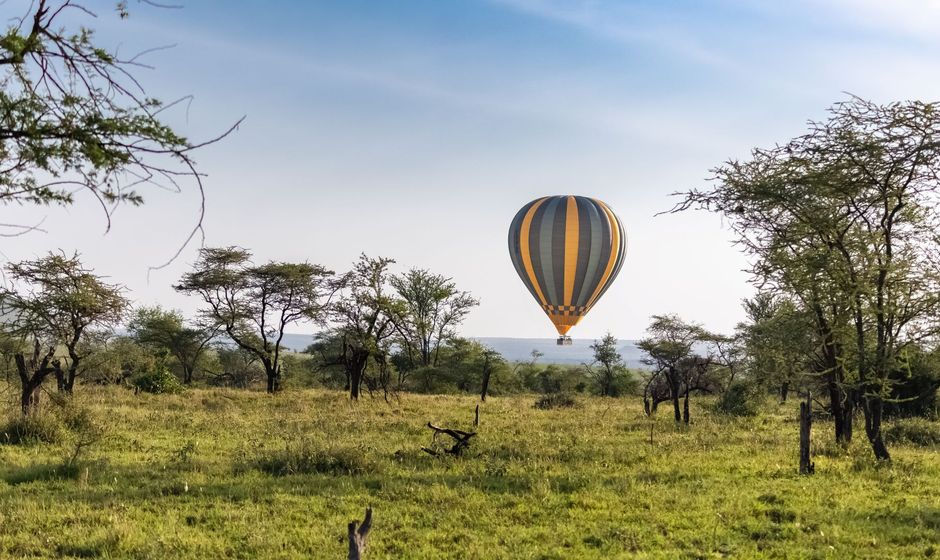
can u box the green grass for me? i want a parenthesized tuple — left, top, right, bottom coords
(0, 386, 938, 559)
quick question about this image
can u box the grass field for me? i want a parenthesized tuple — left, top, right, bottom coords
(0, 386, 937, 559)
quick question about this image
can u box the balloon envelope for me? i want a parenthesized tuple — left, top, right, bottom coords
(507, 195, 626, 336)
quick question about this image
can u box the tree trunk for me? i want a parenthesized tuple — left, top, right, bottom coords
(668, 370, 681, 423)
(348, 353, 368, 401)
(827, 374, 848, 443)
(183, 365, 194, 385)
(843, 389, 855, 443)
(54, 367, 66, 392)
(63, 362, 77, 394)
(350, 371, 361, 400)
(20, 381, 41, 416)
(799, 391, 814, 475)
(779, 381, 789, 402)
(480, 370, 491, 402)
(682, 385, 691, 425)
(265, 362, 280, 394)
(863, 397, 890, 460)
(15, 353, 47, 416)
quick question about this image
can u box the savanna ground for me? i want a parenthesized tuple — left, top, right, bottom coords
(0, 385, 937, 559)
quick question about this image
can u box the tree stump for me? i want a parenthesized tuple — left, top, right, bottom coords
(799, 391, 814, 475)
(348, 507, 373, 560)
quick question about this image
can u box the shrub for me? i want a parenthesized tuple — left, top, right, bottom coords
(132, 366, 184, 394)
(883, 417, 940, 447)
(5, 462, 83, 485)
(715, 381, 764, 417)
(534, 392, 578, 410)
(0, 413, 64, 445)
(248, 437, 372, 476)
(884, 349, 939, 419)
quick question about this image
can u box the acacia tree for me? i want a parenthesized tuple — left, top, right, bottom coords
(0, 1, 238, 252)
(672, 98, 940, 460)
(174, 247, 334, 393)
(638, 314, 711, 423)
(0, 252, 127, 411)
(390, 268, 478, 371)
(329, 255, 398, 400)
(127, 306, 217, 384)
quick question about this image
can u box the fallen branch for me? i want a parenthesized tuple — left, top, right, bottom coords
(421, 422, 476, 456)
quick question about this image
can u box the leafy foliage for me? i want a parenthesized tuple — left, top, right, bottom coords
(390, 268, 479, 370)
(586, 332, 635, 397)
(715, 380, 764, 417)
(0, 0, 238, 254)
(883, 418, 940, 447)
(534, 392, 578, 409)
(132, 365, 184, 395)
(127, 306, 216, 384)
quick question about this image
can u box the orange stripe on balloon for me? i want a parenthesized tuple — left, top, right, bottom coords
(563, 196, 579, 309)
(520, 198, 548, 306)
(585, 199, 620, 310)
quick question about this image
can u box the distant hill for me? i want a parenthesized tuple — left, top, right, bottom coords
(278, 333, 648, 369)
(474, 337, 648, 368)
(279, 333, 316, 352)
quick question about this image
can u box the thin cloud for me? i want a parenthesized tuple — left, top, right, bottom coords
(485, 0, 737, 70)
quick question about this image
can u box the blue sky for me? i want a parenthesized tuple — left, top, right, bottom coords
(7, 0, 940, 339)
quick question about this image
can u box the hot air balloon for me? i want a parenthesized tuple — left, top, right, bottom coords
(508, 195, 627, 345)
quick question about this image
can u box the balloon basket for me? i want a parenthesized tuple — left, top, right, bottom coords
(556, 336, 572, 346)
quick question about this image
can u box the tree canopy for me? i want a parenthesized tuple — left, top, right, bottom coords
(672, 97, 940, 459)
(0, 251, 128, 410)
(174, 246, 335, 393)
(0, 0, 239, 257)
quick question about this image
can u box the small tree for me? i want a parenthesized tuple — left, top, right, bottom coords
(638, 314, 711, 424)
(479, 347, 504, 402)
(587, 333, 629, 397)
(174, 247, 335, 393)
(391, 269, 478, 371)
(739, 294, 814, 402)
(81, 335, 156, 386)
(127, 306, 217, 384)
(330, 255, 398, 400)
(210, 346, 265, 389)
(0, 252, 127, 411)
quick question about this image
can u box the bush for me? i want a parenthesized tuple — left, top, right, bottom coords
(1, 400, 102, 449)
(884, 352, 939, 419)
(534, 392, 578, 410)
(883, 417, 940, 447)
(715, 381, 764, 417)
(132, 366, 184, 394)
(0, 413, 64, 445)
(248, 437, 372, 476)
